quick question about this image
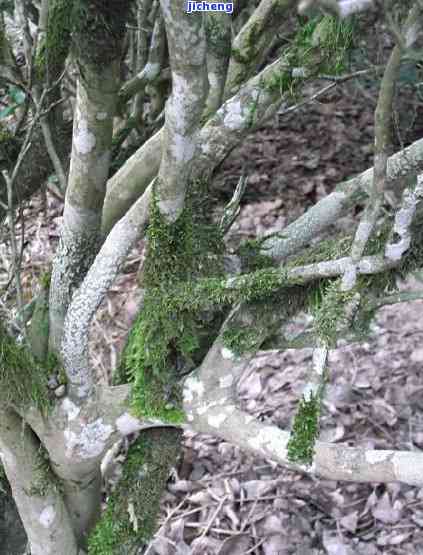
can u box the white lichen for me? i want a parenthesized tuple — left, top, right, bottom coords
(61, 398, 80, 421)
(392, 452, 422, 485)
(338, 0, 374, 18)
(39, 505, 56, 528)
(302, 382, 321, 401)
(219, 374, 234, 388)
(223, 100, 244, 130)
(312, 347, 327, 376)
(170, 133, 196, 163)
(64, 418, 113, 459)
(365, 450, 391, 465)
(208, 412, 228, 428)
(74, 119, 96, 155)
(221, 347, 235, 360)
(0, 446, 15, 469)
(183, 375, 205, 404)
(115, 413, 141, 436)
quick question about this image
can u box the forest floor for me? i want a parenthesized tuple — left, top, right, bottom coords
(3, 75, 423, 555)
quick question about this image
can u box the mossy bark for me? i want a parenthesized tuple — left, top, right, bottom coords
(88, 428, 182, 554)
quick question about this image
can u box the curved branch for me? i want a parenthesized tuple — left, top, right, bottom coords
(260, 137, 423, 261)
(61, 185, 151, 400)
(0, 407, 78, 554)
(183, 338, 423, 486)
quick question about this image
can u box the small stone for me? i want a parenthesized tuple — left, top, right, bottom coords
(54, 385, 66, 398)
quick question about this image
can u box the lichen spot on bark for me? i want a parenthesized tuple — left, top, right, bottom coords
(223, 100, 243, 130)
(208, 411, 227, 428)
(170, 133, 195, 163)
(365, 450, 391, 465)
(75, 119, 96, 155)
(39, 505, 56, 528)
(183, 375, 205, 404)
(221, 347, 235, 360)
(62, 397, 80, 421)
(115, 413, 141, 436)
(64, 418, 113, 459)
(219, 374, 234, 388)
(96, 112, 108, 121)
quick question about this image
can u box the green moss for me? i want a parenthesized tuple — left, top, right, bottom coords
(287, 385, 324, 466)
(231, 20, 261, 65)
(116, 180, 225, 419)
(29, 444, 63, 497)
(312, 278, 356, 346)
(39, 271, 51, 289)
(222, 327, 260, 356)
(73, 0, 135, 68)
(0, 322, 51, 414)
(237, 238, 277, 272)
(35, 0, 77, 81)
(263, 15, 355, 100)
(287, 235, 352, 268)
(205, 13, 231, 58)
(88, 428, 182, 554)
(295, 14, 355, 75)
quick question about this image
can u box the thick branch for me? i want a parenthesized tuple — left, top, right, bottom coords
(260, 137, 423, 261)
(224, 0, 296, 98)
(0, 408, 78, 554)
(61, 186, 151, 399)
(102, 53, 306, 234)
(117, 12, 166, 111)
(155, 0, 208, 220)
(183, 339, 423, 486)
(49, 62, 120, 359)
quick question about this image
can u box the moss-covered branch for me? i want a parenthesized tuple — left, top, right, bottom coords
(88, 427, 181, 554)
(0, 321, 51, 413)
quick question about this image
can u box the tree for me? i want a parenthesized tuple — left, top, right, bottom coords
(0, 0, 423, 553)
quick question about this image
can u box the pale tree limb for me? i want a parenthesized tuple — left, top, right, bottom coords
(117, 8, 166, 113)
(14, 379, 179, 548)
(264, 2, 422, 263)
(260, 136, 423, 261)
(103, 50, 309, 234)
(224, 0, 297, 99)
(49, 7, 127, 357)
(287, 4, 412, 461)
(204, 7, 232, 115)
(385, 175, 423, 262)
(61, 185, 151, 402)
(61, 0, 209, 401)
(182, 333, 423, 487)
(155, 0, 208, 220)
(0, 407, 78, 555)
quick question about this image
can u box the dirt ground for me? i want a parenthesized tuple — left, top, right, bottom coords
(2, 71, 423, 555)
